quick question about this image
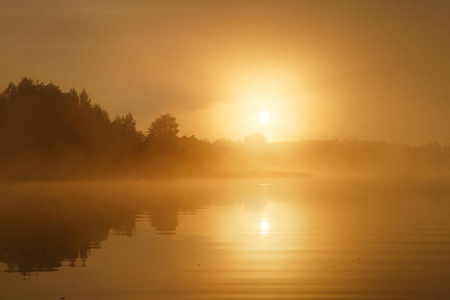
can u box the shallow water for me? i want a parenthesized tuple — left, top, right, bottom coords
(0, 177, 449, 299)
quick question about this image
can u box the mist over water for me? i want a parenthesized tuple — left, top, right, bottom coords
(2, 1, 450, 299)
(1, 78, 450, 300)
(1, 177, 449, 300)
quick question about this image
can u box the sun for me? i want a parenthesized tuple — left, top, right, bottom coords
(259, 111, 270, 123)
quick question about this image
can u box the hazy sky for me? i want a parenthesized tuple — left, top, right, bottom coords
(1, 0, 449, 143)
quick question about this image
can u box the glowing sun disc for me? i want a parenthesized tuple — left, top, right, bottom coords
(259, 111, 270, 123)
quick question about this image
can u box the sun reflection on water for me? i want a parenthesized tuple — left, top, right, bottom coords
(260, 220, 270, 235)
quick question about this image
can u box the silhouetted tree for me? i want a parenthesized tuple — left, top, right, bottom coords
(146, 113, 179, 141)
(0, 78, 142, 179)
(143, 113, 179, 156)
(2, 78, 450, 179)
(111, 113, 144, 164)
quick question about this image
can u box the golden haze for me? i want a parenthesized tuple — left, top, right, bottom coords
(0, 1, 449, 143)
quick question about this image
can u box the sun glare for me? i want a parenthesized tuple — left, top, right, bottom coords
(260, 220, 270, 234)
(259, 111, 270, 123)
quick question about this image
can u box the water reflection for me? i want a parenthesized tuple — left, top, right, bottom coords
(260, 220, 270, 234)
(147, 201, 179, 235)
(0, 203, 136, 274)
(0, 181, 210, 274)
(0, 180, 268, 275)
(0, 178, 449, 299)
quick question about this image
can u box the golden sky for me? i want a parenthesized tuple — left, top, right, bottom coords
(1, 0, 449, 143)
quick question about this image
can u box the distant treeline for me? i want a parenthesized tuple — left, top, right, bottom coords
(0, 78, 449, 180)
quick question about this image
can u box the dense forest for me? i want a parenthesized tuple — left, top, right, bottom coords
(1, 78, 450, 180)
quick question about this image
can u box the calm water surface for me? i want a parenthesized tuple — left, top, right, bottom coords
(0, 177, 449, 300)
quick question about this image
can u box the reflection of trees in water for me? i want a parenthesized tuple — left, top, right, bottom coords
(147, 202, 179, 235)
(0, 213, 135, 275)
(0, 180, 265, 275)
(0, 191, 210, 274)
(0, 203, 182, 274)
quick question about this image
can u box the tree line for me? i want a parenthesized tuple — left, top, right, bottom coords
(1, 78, 450, 180)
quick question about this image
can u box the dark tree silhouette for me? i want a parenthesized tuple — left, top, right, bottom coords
(143, 113, 180, 160)
(111, 113, 145, 164)
(1, 77, 450, 179)
(146, 113, 179, 142)
(0, 78, 146, 179)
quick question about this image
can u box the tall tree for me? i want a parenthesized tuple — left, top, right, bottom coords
(143, 113, 180, 169)
(146, 113, 179, 142)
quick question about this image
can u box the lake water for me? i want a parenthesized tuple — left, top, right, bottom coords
(0, 177, 449, 300)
